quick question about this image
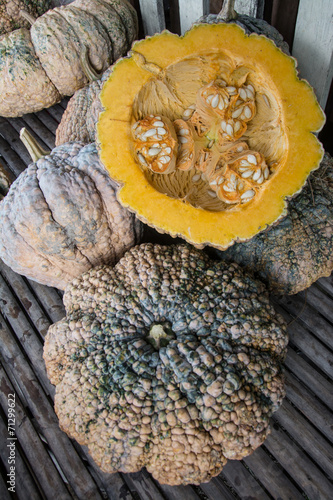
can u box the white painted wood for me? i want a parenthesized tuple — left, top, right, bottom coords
(292, 0, 333, 110)
(235, 0, 259, 17)
(138, 0, 166, 36)
(178, 0, 210, 35)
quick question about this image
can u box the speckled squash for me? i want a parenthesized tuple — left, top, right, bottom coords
(213, 153, 333, 295)
(0, 0, 138, 117)
(0, 0, 51, 35)
(44, 243, 288, 485)
(97, 14, 325, 250)
(56, 66, 112, 146)
(0, 130, 142, 289)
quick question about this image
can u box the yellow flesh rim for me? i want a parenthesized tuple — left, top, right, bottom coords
(98, 23, 325, 250)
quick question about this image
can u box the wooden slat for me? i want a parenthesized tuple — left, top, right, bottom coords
(200, 476, 238, 500)
(275, 292, 333, 351)
(273, 400, 333, 479)
(5, 117, 52, 156)
(0, 133, 27, 178)
(292, 0, 333, 109)
(243, 446, 305, 499)
(0, 412, 43, 500)
(0, 473, 12, 500)
(0, 274, 54, 396)
(138, 0, 166, 35)
(122, 470, 166, 500)
(81, 462, 134, 500)
(0, 118, 34, 166)
(285, 371, 333, 442)
(317, 275, 333, 297)
(265, 425, 333, 500)
(26, 280, 65, 326)
(285, 348, 333, 411)
(221, 460, 271, 499)
(273, 302, 333, 379)
(7, 115, 55, 151)
(178, 0, 209, 35)
(0, 316, 105, 500)
(0, 366, 72, 499)
(283, 286, 333, 325)
(305, 284, 333, 324)
(159, 483, 202, 500)
(33, 108, 61, 136)
(0, 261, 53, 339)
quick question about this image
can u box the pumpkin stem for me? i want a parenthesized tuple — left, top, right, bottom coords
(131, 51, 165, 78)
(19, 9, 37, 25)
(217, 0, 238, 21)
(147, 323, 175, 349)
(20, 128, 51, 163)
(80, 46, 104, 82)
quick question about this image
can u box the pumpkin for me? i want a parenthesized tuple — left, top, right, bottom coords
(97, 7, 325, 251)
(44, 243, 288, 485)
(212, 153, 333, 295)
(55, 63, 111, 146)
(0, 128, 142, 289)
(0, 0, 138, 117)
(0, 0, 51, 35)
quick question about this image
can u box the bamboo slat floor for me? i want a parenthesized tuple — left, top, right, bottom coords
(0, 102, 332, 500)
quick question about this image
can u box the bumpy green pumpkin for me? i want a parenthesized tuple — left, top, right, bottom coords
(0, 130, 142, 289)
(0, 0, 138, 117)
(213, 153, 333, 295)
(0, 0, 51, 35)
(44, 243, 288, 485)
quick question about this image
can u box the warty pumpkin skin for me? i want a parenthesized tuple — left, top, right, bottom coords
(213, 153, 333, 295)
(55, 66, 112, 147)
(0, 133, 142, 289)
(0, 0, 51, 35)
(0, 28, 61, 117)
(0, 0, 138, 117)
(97, 21, 325, 251)
(44, 243, 288, 485)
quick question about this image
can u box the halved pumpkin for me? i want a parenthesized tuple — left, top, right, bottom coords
(97, 23, 325, 249)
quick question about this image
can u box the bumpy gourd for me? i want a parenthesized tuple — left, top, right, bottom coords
(0, 0, 138, 117)
(44, 243, 288, 485)
(98, 13, 325, 251)
(0, 0, 51, 34)
(56, 64, 112, 146)
(0, 130, 142, 289)
(213, 153, 333, 295)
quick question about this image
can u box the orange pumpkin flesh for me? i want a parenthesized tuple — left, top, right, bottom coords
(98, 23, 325, 250)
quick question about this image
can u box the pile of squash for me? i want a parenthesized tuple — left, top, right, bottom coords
(0, 0, 138, 116)
(0, 0, 332, 487)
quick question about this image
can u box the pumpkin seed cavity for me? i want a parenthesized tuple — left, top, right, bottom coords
(131, 53, 284, 212)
